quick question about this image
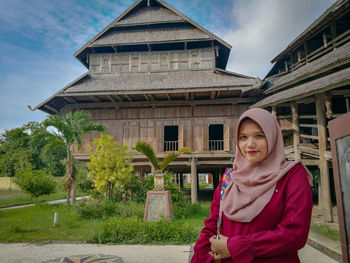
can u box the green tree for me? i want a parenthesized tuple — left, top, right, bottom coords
(13, 167, 56, 203)
(87, 133, 134, 201)
(43, 110, 106, 204)
(0, 126, 33, 177)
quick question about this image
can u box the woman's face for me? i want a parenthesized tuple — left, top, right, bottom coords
(238, 119, 268, 164)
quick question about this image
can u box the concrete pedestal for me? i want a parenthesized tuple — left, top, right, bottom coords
(144, 190, 173, 221)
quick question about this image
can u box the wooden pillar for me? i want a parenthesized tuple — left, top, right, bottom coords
(179, 173, 184, 189)
(291, 101, 301, 161)
(191, 157, 198, 203)
(316, 94, 333, 222)
(271, 106, 277, 119)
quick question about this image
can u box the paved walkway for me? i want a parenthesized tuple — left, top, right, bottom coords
(0, 242, 340, 263)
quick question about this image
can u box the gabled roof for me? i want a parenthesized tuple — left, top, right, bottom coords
(74, 0, 232, 67)
(30, 69, 261, 114)
(251, 67, 350, 108)
(265, 41, 350, 94)
(271, 0, 349, 63)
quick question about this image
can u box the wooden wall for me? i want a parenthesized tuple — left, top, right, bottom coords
(75, 104, 249, 155)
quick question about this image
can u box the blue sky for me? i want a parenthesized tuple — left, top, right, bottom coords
(0, 0, 335, 133)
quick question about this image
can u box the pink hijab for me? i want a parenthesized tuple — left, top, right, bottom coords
(222, 108, 307, 223)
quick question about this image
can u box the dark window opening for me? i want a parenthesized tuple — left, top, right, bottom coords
(209, 124, 223, 151)
(164, 126, 178, 151)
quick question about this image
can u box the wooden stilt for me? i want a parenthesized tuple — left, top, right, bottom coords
(316, 94, 333, 222)
(191, 157, 198, 203)
(291, 101, 301, 161)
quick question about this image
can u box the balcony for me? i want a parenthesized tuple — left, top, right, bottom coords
(164, 141, 178, 152)
(209, 140, 224, 151)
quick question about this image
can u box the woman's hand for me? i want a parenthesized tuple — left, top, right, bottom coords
(209, 234, 231, 261)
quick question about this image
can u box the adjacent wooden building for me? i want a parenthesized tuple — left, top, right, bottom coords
(252, 0, 350, 222)
(30, 0, 262, 201)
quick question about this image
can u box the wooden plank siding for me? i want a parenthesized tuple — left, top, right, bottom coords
(74, 104, 248, 158)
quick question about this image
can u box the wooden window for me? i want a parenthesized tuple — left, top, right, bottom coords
(131, 54, 139, 72)
(201, 49, 213, 69)
(151, 53, 159, 71)
(191, 51, 200, 69)
(101, 55, 110, 73)
(170, 52, 179, 70)
(180, 52, 189, 70)
(111, 55, 121, 72)
(209, 124, 224, 151)
(164, 125, 178, 151)
(89, 55, 100, 73)
(140, 53, 148, 72)
(121, 55, 129, 72)
(160, 52, 169, 71)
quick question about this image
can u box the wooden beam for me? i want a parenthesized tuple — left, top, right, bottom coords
(291, 101, 301, 161)
(166, 94, 171, 101)
(301, 159, 319, 166)
(114, 95, 123, 102)
(44, 105, 58, 114)
(107, 95, 117, 103)
(316, 93, 333, 222)
(89, 96, 100, 102)
(70, 97, 257, 109)
(124, 94, 132, 102)
(185, 93, 189, 101)
(271, 106, 277, 119)
(144, 95, 150, 101)
(300, 134, 318, 140)
(210, 91, 216, 99)
(63, 96, 77, 103)
(297, 97, 315, 104)
(148, 94, 154, 101)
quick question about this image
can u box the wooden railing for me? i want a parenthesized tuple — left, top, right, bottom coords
(209, 140, 224, 151)
(164, 141, 178, 152)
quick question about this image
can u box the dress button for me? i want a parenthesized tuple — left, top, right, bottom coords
(275, 189, 279, 192)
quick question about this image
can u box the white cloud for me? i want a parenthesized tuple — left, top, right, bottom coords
(218, 0, 336, 78)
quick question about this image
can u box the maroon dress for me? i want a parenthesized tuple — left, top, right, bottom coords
(191, 163, 313, 263)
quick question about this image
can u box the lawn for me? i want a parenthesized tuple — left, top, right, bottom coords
(0, 201, 211, 244)
(0, 187, 85, 208)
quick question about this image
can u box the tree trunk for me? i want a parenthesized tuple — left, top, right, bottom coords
(71, 179, 77, 205)
(66, 188, 71, 205)
(66, 148, 73, 205)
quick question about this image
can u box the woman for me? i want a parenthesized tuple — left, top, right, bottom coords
(191, 108, 313, 263)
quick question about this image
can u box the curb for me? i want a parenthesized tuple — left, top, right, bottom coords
(307, 231, 342, 262)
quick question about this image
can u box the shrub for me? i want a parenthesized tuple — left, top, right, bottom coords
(13, 167, 56, 203)
(95, 217, 197, 244)
(76, 200, 144, 220)
(126, 171, 187, 203)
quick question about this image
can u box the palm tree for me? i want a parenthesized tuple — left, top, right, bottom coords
(43, 110, 106, 204)
(134, 141, 190, 189)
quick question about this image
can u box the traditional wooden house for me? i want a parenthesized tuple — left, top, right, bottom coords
(252, 0, 350, 222)
(29, 0, 262, 201)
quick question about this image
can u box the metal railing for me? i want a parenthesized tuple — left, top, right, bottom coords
(209, 140, 224, 151)
(164, 141, 178, 152)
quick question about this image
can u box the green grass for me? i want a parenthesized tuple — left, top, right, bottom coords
(0, 204, 103, 243)
(0, 188, 85, 208)
(0, 201, 211, 244)
(310, 224, 340, 241)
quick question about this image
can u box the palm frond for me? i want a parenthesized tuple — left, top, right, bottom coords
(159, 152, 180, 171)
(159, 147, 191, 171)
(133, 141, 159, 171)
